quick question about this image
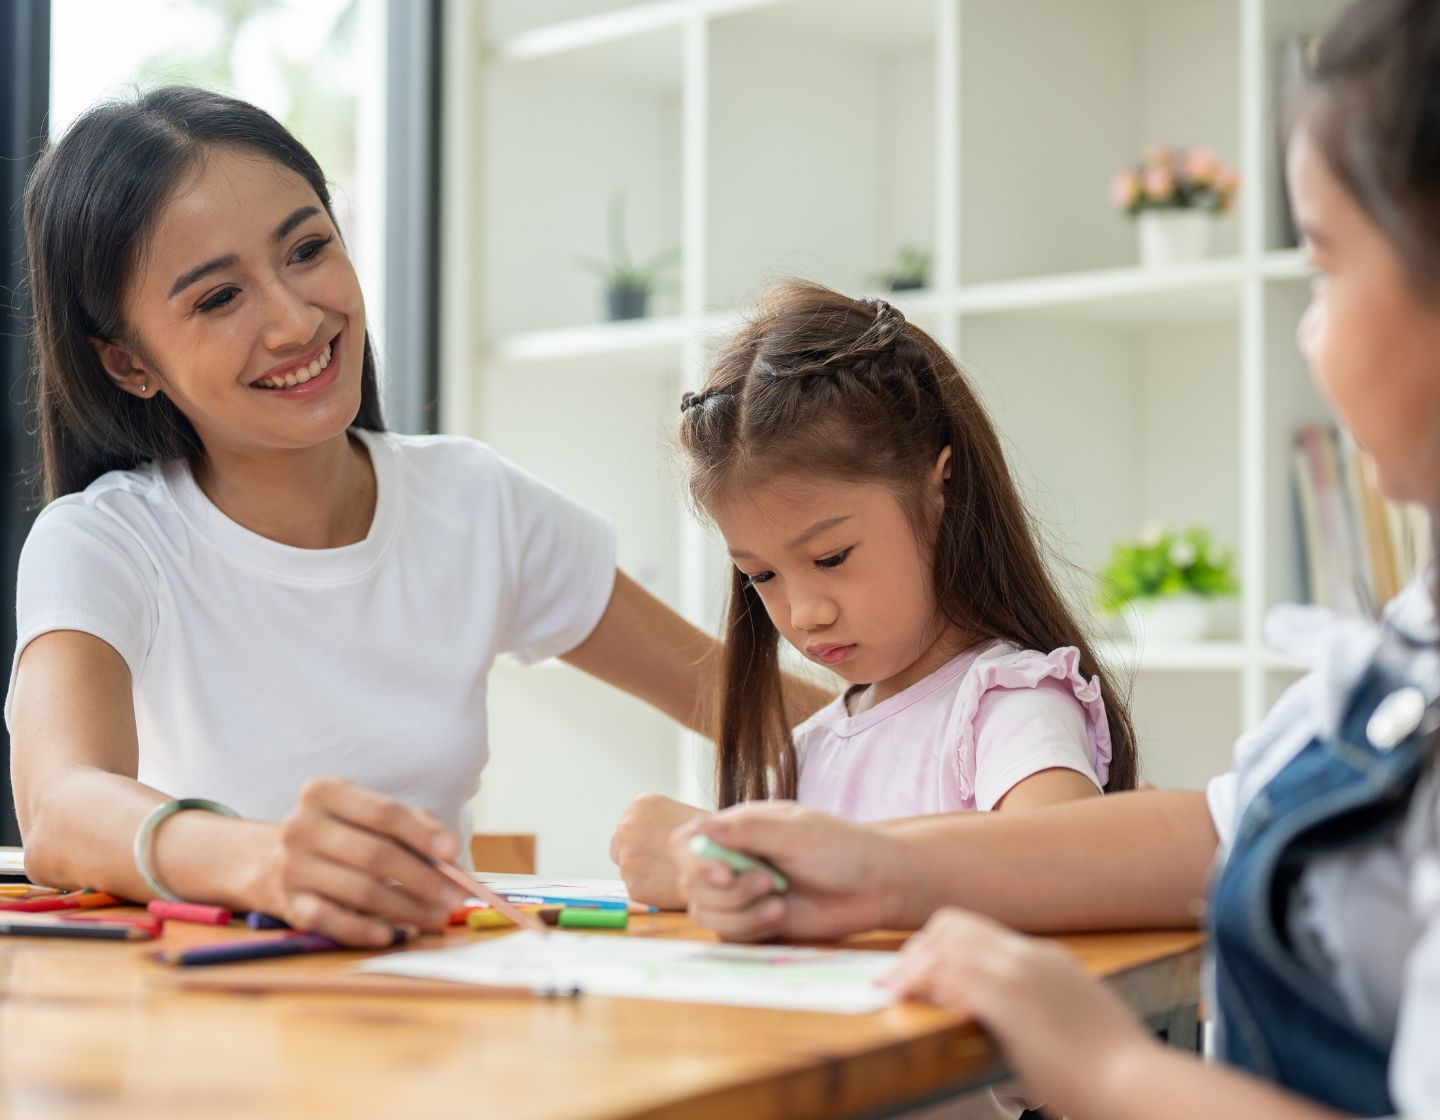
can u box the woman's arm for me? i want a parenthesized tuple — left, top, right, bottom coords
(561, 570, 833, 735)
(673, 789, 1219, 941)
(10, 631, 469, 945)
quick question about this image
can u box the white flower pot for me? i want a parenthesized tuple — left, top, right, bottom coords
(1125, 594, 1211, 644)
(1138, 210, 1212, 268)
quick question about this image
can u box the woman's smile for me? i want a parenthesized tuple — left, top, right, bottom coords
(249, 333, 340, 395)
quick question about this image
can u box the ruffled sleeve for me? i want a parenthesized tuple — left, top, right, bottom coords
(950, 644, 1113, 810)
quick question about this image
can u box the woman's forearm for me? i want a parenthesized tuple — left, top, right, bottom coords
(881, 790, 1218, 931)
(12, 631, 275, 909)
(22, 764, 274, 909)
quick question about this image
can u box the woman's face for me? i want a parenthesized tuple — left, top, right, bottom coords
(95, 146, 366, 460)
(1289, 125, 1440, 504)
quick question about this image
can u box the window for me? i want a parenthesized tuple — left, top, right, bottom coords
(49, 0, 391, 359)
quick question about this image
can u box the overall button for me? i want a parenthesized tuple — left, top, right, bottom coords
(1366, 686, 1427, 751)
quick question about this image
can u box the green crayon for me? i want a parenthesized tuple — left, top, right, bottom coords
(557, 907, 629, 930)
(688, 834, 789, 893)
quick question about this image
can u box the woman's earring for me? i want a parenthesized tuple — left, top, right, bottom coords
(139, 384, 148, 396)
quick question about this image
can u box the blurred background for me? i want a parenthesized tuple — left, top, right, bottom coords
(4, 0, 1417, 874)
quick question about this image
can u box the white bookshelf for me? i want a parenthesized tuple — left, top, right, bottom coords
(440, 0, 1346, 874)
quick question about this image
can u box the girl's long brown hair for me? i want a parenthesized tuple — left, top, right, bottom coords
(680, 280, 1138, 807)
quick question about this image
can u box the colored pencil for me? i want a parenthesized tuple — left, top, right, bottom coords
(155, 971, 580, 999)
(0, 918, 153, 941)
(431, 862, 548, 934)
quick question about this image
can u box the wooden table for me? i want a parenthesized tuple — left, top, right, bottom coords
(0, 908, 1202, 1120)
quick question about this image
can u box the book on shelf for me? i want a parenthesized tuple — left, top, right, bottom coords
(1292, 424, 1430, 614)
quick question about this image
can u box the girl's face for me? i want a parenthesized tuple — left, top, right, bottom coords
(708, 462, 954, 699)
(93, 146, 366, 460)
(1289, 125, 1440, 503)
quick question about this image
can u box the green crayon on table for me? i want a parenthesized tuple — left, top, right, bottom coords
(688, 835, 789, 893)
(557, 907, 629, 931)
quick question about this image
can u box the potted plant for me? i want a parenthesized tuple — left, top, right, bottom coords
(1096, 524, 1239, 643)
(1110, 147, 1239, 268)
(577, 191, 680, 321)
(868, 245, 932, 292)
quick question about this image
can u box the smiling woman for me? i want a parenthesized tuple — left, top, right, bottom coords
(4, 86, 828, 947)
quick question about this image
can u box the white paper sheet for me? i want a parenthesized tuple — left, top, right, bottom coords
(356, 931, 900, 1014)
(470, 873, 632, 907)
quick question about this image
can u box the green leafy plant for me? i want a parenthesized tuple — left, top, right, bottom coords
(867, 245, 932, 292)
(1096, 524, 1239, 615)
(576, 191, 680, 294)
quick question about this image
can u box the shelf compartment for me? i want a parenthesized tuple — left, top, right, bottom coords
(957, 258, 1247, 327)
(481, 23, 684, 337)
(705, 0, 938, 310)
(959, 0, 1242, 284)
(490, 316, 689, 367)
(1096, 639, 1298, 673)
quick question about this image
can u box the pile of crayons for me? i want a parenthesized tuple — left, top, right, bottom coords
(1, 882, 630, 964)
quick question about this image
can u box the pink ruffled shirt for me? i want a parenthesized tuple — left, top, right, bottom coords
(793, 641, 1112, 820)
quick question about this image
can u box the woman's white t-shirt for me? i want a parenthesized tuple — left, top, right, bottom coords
(3, 430, 616, 853)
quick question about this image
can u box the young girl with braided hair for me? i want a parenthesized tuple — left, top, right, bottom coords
(611, 281, 1139, 910)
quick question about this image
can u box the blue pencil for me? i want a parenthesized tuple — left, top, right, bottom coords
(500, 893, 630, 911)
(159, 932, 343, 967)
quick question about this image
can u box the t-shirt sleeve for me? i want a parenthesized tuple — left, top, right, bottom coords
(4, 501, 157, 729)
(492, 452, 617, 664)
(971, 675, 1106, 811)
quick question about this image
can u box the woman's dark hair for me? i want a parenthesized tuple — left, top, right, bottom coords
(1300, 0, 1440, 293)
(680, 279, 1138, 807)
(23, 84, 385, 502)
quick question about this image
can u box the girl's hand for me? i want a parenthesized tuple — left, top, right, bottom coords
(610, 794, 708, 910)
(258, 776, 471, 947)
(881, 908, 1160, 1119)
(670, 802, 902, 942)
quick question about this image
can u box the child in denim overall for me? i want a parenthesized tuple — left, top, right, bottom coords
(671, 0, 1440, 1115)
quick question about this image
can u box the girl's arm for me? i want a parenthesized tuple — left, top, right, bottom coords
(561, 569, 833, 734)
(610, 793, 708, 909)
(882, 908, 1348, 1120)
(10, 631, 468, 945)
(673, 790, 1218, 941)
(993, 765, 1102, 809)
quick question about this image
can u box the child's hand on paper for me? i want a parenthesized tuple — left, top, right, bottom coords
(880, 908, 1158, 1119)
(261, 776, 470, 947)
(610, 794, 708, 910)
(671, 802, 902, 942)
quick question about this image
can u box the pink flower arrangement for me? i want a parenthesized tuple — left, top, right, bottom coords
(1110, 146, 1239, 217)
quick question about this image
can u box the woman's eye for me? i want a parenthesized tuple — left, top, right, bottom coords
(197, 287, 239, 313)
(741, 571, 773, 588)
(293, 236, 332, 263)
(816, 548, 852, 570)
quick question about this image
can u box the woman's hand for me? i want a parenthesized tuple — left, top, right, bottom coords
(881, 908, 1159, 1119)
(257, 776, 471, 947)
(610, 794, 709, 910)
(671, 802, 903, 942)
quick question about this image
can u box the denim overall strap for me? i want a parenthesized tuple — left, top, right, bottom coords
(1209, 657, 1434, 1116)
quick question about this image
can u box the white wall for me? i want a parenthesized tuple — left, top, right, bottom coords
(474, 356, 688, 876)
